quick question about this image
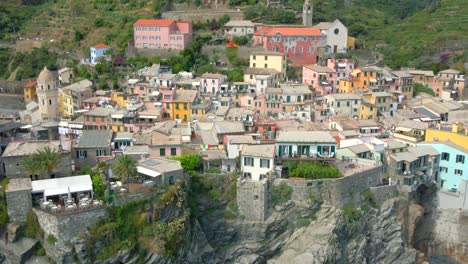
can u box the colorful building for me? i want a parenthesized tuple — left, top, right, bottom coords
(59, 79, 93, 118)
(302, 65, 336, 96)
(362, 92, 392, 115)
(83, 107, 114, 130)
(337, 66, 381, 93)
(200, 73, 228, 96)
(252, 26, 325, 65)
(162, 89, 199, 123)
(133, 19, 192, 50)
(390, 70, 414, 100)
(359, 102, 378, 120)
(90, 44, 111, 65)
(425, 123, 468, 149)
(418, 141, 467, 192)
(249, 51, 287, 81)
(23, 81, 37, 103)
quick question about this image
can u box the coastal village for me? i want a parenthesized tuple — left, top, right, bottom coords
(0, 1, 467, 263)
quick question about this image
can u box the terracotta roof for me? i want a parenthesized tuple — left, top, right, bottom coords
(24, 81, 37, 88)
(93, 43, 111, 49)
(134, 19, 176, 27)
(304, 65, 334, 73)
(254, 26, 321, 36)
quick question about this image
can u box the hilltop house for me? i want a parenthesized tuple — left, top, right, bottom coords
(90, 44, 111, 65)
(133, 19, 192, 50)
(240, 144, 275, 181)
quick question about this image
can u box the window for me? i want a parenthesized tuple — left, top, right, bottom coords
(264, 64, 268, 68)
(96, 149, 108, 157)
(244, 157, 254, 166)
(337, 102, 341, 107)
(456, 155, 465, 164)
(439, 166, 448, 173)
(76, 150, 87, 159)
(183, 103, 188, 110)
(260, 159, 270, 168)
(346, 101, 350, 107)
(160, 148, 166, 156)
(441, 152, 450, 161)
(183, 114, 187, 121)
(166, 103, 170, 109)
(171, 148, 177, 156)
(354, 99, 358, 104)
(175, 103, 179, 110)
(455, 169, 463, 176)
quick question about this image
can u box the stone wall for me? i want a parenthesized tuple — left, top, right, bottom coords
(33, 207, 107, 242)
(4, 153, 72, 179)
(369, 185, 399, 205)
(237, 178, 270, 221)
(6, 190, 32, 223)
(280, 165, 384, 209)
(112, 192, 155, 206)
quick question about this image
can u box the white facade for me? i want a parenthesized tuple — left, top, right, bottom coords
(255, 76, 274, 96)
(224, 20, 256, 36)
(241, 154, 274, 181)
(318, 20, 348, 53)
(325, 94, 362, 117)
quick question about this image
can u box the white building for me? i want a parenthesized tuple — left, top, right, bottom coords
(241, 144, 275, 181)
(224, 20, 256, 36)
(324, 93, 362, 117)
(314, 19, 348, 53)
(225, 135, 255, 159)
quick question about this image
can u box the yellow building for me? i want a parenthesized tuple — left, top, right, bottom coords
(58, 80, 93, 118)
(162, 89, 199, 123)
(425, 123, 468, 149)
(250, 51, 287, 81)
(23, 81, 37, 103)
(111, 93, 139, 108)
(347, 36, 356, 50)
(359, 102, 378, 119)
(61, 89, 74, 117)
(338, 66, 381, 93)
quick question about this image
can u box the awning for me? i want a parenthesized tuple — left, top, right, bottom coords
(338, 63, 347, 67)
(20, 124, 33, 129)
(395, 127, 412, 132)
(369, 79, 377, 83)
(137, 166, 161, 178)
(363, 126, 380, 130)
(321, 82, 328, 85)
(111, 114, 124, 118)
(69, 124, 83, 129)
(31, 175, 92, 197)
(139, 115, 158, 119)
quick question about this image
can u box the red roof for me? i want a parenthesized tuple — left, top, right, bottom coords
(254, 26, 321, 36)
(23, 81, 37, 88)
(134, 19, 176, 27)
(93, 43, 111, 49)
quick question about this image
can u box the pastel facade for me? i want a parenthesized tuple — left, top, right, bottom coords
(418, 142, 467, 192)
(83, 107, 114, 130)
(90, 44, 111, 65)
(241, 144, 275, 181)
(324, 93, 362, 117)
(249, 52, 287, 81)
(337, 66, 381, 94)
(23, 81, 37, 103)
(359, 102, 378, 120)
(200, 73, 228, 95)
(133, 19, 192, 50)
(162, 89, 199, 123)
(253, 26, 325, 65)
(425, 123, 468, 150)
(275, 131, 336, 161)
(302, 65, 336, 95)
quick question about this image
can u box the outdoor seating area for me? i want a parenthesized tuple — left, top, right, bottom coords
(110, 181, 127, 193)
(32, 175, 104, 214)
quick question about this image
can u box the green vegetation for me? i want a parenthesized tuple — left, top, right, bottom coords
(21, 146, 62, 179)
(226, 47, 249, 67)
(342, 203, 361, 222)
(156, 181, 186, 207)
(152, 216, 186, 257)
(86, 200, 149, 261)
(173, 154, 202, 172)
(47, 234, 57, 244)
(24, 210, 44, 239)
(413, 83, 436, 96)
(0, 0, 51, 39)
(0, 47, 59, 80)
(360, 188, 378, 209)
(34, 242, 46, 256)
(111, 155, 137, 191)
(0, 179, 9, 228)
(244, 4, 298, 24)
(271, 182, 293, 207)
(205, 167, 222, 174)
(284, 162, 341, 179)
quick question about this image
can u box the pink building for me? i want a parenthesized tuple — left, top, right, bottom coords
(327, 58, 354, 81)
(302, 65, 336, 96)
(200, 73, 228, 96)
(252, 26, 325, 65)
(133, 19, 192, 50)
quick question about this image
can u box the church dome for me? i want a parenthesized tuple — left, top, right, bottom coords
(37, 66, 58, 83)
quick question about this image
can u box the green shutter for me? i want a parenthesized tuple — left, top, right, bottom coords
(317, 146, 322, 155)
(306, 146, 310, 156)
(278, 145, 282, 156)
(331, 146, 335, 157)
(288, 145, 292, 157)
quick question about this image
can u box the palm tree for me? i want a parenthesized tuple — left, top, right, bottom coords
(35, 146, 62, 178)
(111, 155, 137, 192)
(21, 155, 41, 180)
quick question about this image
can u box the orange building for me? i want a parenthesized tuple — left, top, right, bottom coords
(23, 81, 37, 103)
(337, 66, 381, 93)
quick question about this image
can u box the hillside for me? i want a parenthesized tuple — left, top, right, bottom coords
(0, 0, 466, 77)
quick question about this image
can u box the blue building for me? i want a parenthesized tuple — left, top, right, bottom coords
(90, 44, 111, 65)
(418, 141, 467, 191)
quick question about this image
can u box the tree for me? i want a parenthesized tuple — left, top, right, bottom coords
(111, 155, 137, 191)
(36, 146, 62, 177)
(174, 154, 201, 172)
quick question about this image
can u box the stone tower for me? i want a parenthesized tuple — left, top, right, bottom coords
(237, 178, 271, 221)
(303, 0, 313, 27)
(37, 66, 60, 121)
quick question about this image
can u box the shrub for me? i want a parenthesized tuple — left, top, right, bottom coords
(223, 209, 237, 219)
(285, 162, 340, 179)
(173, 154, 202, 172)
(272, 182, 293, 206)
(342, 203, 361, 222)
(47, 234, 57, 244)
(205, 167, 221, 174)
(360, 189, 378, 208)
(24, 211, 44, 239)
